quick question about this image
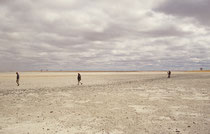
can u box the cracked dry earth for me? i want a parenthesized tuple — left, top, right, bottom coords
(0, 72, 209, 134)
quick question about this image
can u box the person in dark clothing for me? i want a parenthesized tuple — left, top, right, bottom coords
(77, 73, 82, 85)
(167, 71, 171, 78)
(16, 72, 20, 86)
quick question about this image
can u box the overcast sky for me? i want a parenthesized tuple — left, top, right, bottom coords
(0, 0, 210, 71)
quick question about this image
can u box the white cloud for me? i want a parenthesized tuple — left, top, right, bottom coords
(0, 0, 209, 71)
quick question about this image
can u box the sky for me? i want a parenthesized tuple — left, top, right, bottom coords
(0, 0, 210, 71)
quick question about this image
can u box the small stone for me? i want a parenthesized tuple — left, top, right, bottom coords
(50, 111, 53, 113)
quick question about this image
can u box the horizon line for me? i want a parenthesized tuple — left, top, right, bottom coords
(1, 70, 210, 72)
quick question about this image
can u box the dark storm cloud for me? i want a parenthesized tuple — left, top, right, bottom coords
(0, 0, 210, 71)
(155, 0, 210, 26)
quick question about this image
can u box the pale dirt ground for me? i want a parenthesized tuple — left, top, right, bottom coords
(0, 72, 209, 134)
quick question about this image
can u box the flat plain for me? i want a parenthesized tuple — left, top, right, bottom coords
(0, 72, 209, 134)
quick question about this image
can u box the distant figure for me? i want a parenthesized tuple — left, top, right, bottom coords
(77, 73, 83, 85)
(16, 72, 20, 86)
(167, 71, 171, 78)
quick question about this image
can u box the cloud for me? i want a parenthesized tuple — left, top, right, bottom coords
(154, 0, 210, 27)
(0, 0, 210, 71)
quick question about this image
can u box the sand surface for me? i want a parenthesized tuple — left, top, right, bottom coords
(0, 72, 209, 134)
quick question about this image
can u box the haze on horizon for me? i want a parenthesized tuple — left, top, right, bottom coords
(0, 0, 210, 72)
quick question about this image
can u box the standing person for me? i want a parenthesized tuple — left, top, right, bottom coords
(16, 72, 20, 86)
(77, 73, 83, 85)
(167, 70, 171, 78)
